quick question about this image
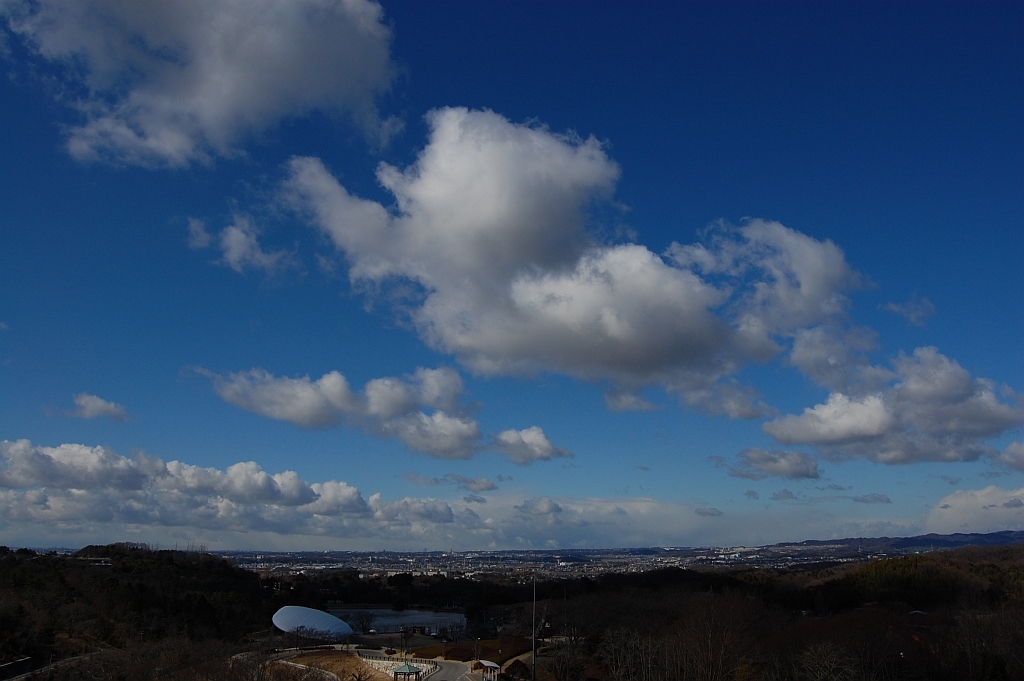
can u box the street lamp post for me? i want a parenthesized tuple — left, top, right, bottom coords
(531, 571, 536, 681)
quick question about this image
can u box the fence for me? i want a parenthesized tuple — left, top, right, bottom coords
(356, 651, 440, 678)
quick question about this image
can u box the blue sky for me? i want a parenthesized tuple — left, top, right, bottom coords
(1, 1, 1021, 550)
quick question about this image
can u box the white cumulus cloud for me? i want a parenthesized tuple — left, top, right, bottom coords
(208, 366, 479, 459)
(787, 325, 890, 393)
(219, 216, 293, 274)
(285, 108, 864, 418)
(70, 392, 127, 421)
(495, 427, 573, 466)
(2, 0, 397, 166)
(763, 347, 1023, 464)
(302, 480, 369, 516)
(0, 439, 146, 489)
(187, 214, 295, 274)
(994, 442, 1024, 472)
(206, 366, 571, 463)
(209, 368, 360, 429)
(926, 485, 1024, 534)
(668, 218, 861, 338)
(0, 439, 502, 541)
(0, 442, 940, 549)
(368, 493, 454, 524)
(377, 411, 481, 460)
(765, 393, 896, 445)
(159, 460, 317, 506)
(515, 496, 563, 516)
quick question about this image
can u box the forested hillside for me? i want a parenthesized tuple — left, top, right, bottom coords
(0, 543, 267, 662)
(2, 543, 1023, 680)
(523, 546, 1024, 680)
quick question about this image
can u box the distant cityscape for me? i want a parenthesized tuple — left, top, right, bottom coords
(214, 530, 1024, 580)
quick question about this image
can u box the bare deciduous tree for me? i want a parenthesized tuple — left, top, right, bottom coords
(349, 611, 376, 635)
(798, 642, 856, 681)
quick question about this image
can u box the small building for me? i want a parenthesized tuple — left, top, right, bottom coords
(473, 660, 501, 680)
(392, 663, 423, 681)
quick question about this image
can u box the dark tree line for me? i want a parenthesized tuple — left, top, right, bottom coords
(2, 543, 1023, 680)
(514, 546, 1024, 681)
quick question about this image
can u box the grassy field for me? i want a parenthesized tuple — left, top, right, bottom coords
(288, 650, 391, 681)
(412, 636, 531, 663)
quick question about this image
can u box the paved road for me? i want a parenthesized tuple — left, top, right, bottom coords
(430, 659, 470, 681)
(7, 652, 100, 681)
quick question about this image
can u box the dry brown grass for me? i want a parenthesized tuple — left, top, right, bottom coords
(286, 650, 391, 681)
(413, 637, 531, 663)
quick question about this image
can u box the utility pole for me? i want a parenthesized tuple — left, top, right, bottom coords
(531, 571, 536, 681)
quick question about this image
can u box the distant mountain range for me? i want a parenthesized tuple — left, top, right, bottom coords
(775, 529, 1024, 553)
(25, 530, 1024, 559)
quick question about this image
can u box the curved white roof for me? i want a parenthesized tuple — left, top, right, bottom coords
(272, 605, 353, 640)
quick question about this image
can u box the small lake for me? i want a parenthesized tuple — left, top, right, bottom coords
(330, 608, 465, 634)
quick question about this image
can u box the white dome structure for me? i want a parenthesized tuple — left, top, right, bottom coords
(272, 605, 353, 640)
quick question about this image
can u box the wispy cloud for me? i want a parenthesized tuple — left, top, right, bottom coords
(70, 393, 127, 422)
(446, 474, 496, 492)
(187, 218, 212, 249)
(852, 493, 892, 504)
(404, 472, 497, 493)
(728, 448, 818, 480)
(402, 472, 441, 486)
(218, 216, 295, 274)
(881, 293, 936, 327)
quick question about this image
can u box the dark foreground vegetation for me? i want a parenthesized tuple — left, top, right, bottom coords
(516, 546, 1024, 681)
(1, 543, 1022, 680)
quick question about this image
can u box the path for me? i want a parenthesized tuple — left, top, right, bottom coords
(428, 659, 470, 681)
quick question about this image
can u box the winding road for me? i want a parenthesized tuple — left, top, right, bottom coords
(429, 659, 470, 681)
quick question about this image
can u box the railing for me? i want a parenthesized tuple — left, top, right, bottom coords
(0, 656, 32, 681)
(276, 659, 341, 681)
(356, 651, 440, 678)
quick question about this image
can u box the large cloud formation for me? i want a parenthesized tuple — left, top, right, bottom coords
(281, 107, 1021, 467)
(1, 0, 397, 166)
(764, 347, 1024, 464)
(0, 439, 465, 539)
(0, 439, 722, 549)
(926, 485, 1024, 534)
(0, 439, 359, 532)
(0, 439, 935, 549)
(205, 365, 570, 464)
(286, 107, 864, 417)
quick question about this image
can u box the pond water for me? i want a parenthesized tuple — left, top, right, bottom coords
(329, 608, 465, 634)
